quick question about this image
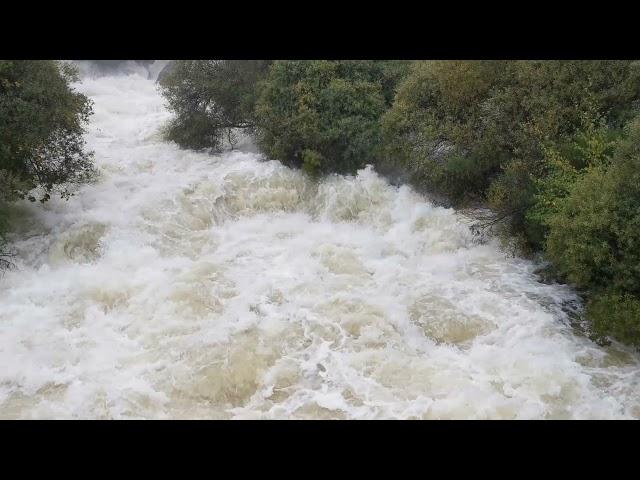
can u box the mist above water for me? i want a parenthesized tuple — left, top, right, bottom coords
(1, 69, 639, 419)
(73, 60, 171, 81)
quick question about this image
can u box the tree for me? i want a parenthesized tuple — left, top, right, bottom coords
(158, 60, 272, 150)
(0, 60, 95, 203)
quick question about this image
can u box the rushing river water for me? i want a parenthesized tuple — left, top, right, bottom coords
(1, 64, 639, 419)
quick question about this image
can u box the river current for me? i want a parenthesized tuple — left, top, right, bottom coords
(1, 65, 639, 419)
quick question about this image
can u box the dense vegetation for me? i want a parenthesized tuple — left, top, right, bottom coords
(158, 60, 272, 150)
(254, 60, 409, 175)
(545, 118, 640, 346)
(159, 60, 410, 174)
(160, 59, 640, 348)
(384, 61, 640, 247)
(0, 60, 95, 270)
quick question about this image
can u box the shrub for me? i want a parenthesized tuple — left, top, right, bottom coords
(546, 118, 640, 294)
(158, 60, 272, 150)
(383, 60, 640, 234)
(587, 293, 640, 348)
(382, 60, 512, 202)
(545, 117, 640, 346)
(254, 60, 407, 175)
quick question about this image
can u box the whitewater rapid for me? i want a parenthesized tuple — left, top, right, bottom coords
(1, 68, 639, 419)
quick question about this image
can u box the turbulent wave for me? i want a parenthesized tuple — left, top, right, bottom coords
(1, 71, 639, 419)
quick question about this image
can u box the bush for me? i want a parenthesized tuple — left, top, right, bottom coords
(383, 60, 640, 235)
(587, 293, 640, 348)
(158, 60, 271, 150)
(382, 61, 512, 202)
(546, 119, 640, 294)
(524, 113, 619, 249)
(254, 60, 408, 175)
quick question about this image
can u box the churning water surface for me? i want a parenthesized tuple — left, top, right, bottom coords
(1, 65, 639, 419)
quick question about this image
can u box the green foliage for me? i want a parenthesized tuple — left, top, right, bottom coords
(383, 60, 640, 230)
(587, 293, 640, 348)
(376, 60, 412, 105)
(157, 60, 410, 173)
(0, 60, 95, 204)
(158, 60, 271, 150)
(523, 147, 579, 247)
(301, 149, 324, 176)
(545, 164, 619, 288)
(546, 118, 640, 293)
(382, 60, 511, 202)
(486, 159, 539, 245)
(525, 113, 619, 248)
(544, 117, 640, 346)
(254, 60, 406, 174)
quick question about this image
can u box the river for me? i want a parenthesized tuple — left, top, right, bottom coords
(1, 64, 639, 419)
